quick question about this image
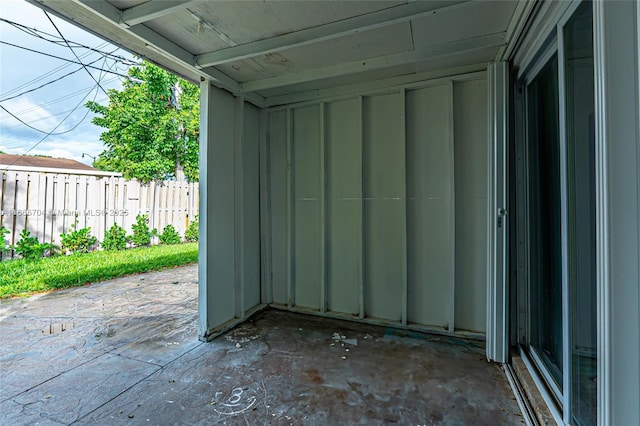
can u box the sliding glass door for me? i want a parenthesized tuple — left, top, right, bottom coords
(518, 1, 596, 424)
(527, 53, 564, 392)
(564, 2, 596, 423)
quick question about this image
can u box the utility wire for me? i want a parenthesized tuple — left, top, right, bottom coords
(0, 41, 131, 79)
(0, 79, 116, 120)
(0, 18, 139, 65)
(0, 55, 108, 103)
(1, 97, 109, 131)
(45, 11, 110, 97)
(1, 41, 111, 98)
(0, 104, 81, 135)
(1, 58, 111, 170)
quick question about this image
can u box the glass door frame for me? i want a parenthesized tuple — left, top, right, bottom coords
(514, 1, 590, 424)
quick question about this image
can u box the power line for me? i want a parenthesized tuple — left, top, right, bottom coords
(1, 97, 109, 130)
(0, 104, 80, 135)
(45, 12, 111, 97)
(0, 41, 131, 79)
(1, 41, 111, 99)
(0, 79, 116, 120)
(0, 55, 108, 103)
(0, 18, 139, 65)
(1, 59, 111, 170)
(0, 55, 121, 136)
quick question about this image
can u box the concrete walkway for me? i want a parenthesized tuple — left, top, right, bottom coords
(0, 265, 523, 425)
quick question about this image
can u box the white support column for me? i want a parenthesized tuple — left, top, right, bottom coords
(594, 2, 640, 424)
(486, 61, 509, 363)
(198, 80, 240, 341)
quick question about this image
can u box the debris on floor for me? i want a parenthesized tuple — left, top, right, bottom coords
(0, 266, 524, 425)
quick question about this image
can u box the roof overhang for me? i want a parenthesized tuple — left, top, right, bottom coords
(26, 0, 534, 107)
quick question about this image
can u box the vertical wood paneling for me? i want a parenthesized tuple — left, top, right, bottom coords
(244, 102, 262, 311)
(287, 108, 295, 308)
(265, 76, 489, 338)
(27, 174, 44, 241)
(268, 110, 289, 305)
(3, 174, 17, 244)
(293, 104, 322, 310)
(77, 176, 88, 230)
(234, 97, 245, 320)
(406, 84, 455, 329)
(52, 175, 65, 243)
(325, 98, 363, 316)
(0, 171, 198, 249)
(260, 109, 273, 305)
(13, 172, 29, 243)
(454, 79, 489, 333)
(319, 103, 327, 313)
(363, 92, 404, 322)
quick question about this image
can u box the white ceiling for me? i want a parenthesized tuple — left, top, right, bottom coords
(27, 0, 523, 106)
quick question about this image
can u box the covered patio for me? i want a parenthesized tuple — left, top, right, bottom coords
(20, 1, 640, 424)
(0, 265, 522, 424)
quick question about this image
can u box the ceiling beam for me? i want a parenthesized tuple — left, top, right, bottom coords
(264, 64, 487, 108)
(120, 0, 203, 27)
(241, 32, 506, 93)
(194, 0, 468, 68)
(61, 0, 264, 105)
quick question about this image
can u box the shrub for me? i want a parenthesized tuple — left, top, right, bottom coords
(0, 226, 11, 258)
(130, 214, 151, 247)
(159, 224, 181, 245)
(60, 220, 97, 254)
(184, 215, 198, 242)
(102, 223, 127, 251)
(14, 229, 55, 260)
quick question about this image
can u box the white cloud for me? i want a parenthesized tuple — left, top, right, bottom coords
(0, 97, 60, 132)
(1, 132, 105, 164)
(0, 0, 135, 163)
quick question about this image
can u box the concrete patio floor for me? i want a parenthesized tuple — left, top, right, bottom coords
(0, 265, 524, 425)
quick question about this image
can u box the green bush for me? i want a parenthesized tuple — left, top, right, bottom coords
(60, 221, 97, 254)
(130, 214, 151, 247)
(184, 215, 198, 242)
(102, 223, 127, 251)
(14, 229, 55, 260)
(1, 226, 11, 259)
(159, 224, 181, 245)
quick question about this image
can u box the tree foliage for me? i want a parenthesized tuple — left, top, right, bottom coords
(86, 61, 199, 182)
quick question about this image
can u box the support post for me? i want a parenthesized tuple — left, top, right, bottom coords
(486, 61, 508, 363)
(198, 81, 239, 341)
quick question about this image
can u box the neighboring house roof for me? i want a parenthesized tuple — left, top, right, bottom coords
(0, 153, 122, 177)
(0, 153, 96, 171)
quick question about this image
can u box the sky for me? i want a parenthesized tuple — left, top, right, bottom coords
(0, 0, 136, 165)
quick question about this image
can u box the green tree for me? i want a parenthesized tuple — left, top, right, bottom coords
(86, 61, 199, 182)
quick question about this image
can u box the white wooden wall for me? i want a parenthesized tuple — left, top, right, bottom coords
(0, 171, 198, 257)
(266, 72, 489, 338)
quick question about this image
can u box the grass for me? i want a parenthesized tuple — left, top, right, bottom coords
(0, 243, 198, 299)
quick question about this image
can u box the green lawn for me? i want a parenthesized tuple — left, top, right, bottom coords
(0, 243, 198, 299)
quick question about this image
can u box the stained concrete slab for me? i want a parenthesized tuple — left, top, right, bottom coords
(0, 266, 200, 409)
(1, 265, 524, 425)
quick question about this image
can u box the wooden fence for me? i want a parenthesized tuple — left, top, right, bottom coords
(0, 169, 199, 257)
